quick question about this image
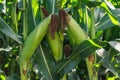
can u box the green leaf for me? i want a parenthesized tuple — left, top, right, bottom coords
(0, 3, 3, 12)
(96, 48, 119, 77)
(96, 14, 113, 31)
(32, 0, 39, 17)
(31, 0, 41, 25)
(7, 74, 20, 80)
(46, 0, 54, 13)
(67, 71, 80, 80)
(60, 0, 67, 8)
(35, 41, 57, 80)
(96, 9, 120, 31)
(0, 17, 22, 44)
(27, 0, 36, 34)
(57, 40, 101, 74)
(104, 0, 115, 10)
(100, 2, 119, 26)
(108, 41, 120, 52)
(86, 1, 102, 7)
(0, 74, 6, 80)
(35, 9, 41, 25)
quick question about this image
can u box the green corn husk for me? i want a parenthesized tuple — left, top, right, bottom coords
(47, 14, 63, 62)
(64, 10, 97, 80)
(47, 32, 63, 62)
(20, 15, 51, 80)
(66, 28, 76, 47)
(66, 14, 88, 45)
(40, 7, 63, 62)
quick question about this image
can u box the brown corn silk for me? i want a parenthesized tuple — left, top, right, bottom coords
(40, 6, 49, 17)
(49, 15, 59, 39)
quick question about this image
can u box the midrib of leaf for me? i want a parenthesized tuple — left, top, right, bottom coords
(57, 45, 93, 73)
(39, 45, 54, 80)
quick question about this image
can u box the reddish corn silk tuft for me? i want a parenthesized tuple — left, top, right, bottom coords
(40, 6, 49, 17)
(49, 14, 59, 39)
(64, 44, 72, 57)
(88, 55, 94, 64)
(59, 9, 68, 33)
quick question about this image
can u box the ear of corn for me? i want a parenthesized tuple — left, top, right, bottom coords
(64, 11, 98, 80)
(59, 31, 64, 42)
(47, 31, 63, 62)
(20, 15, 51, 80)
(47, 14, 63, 62)
(11, 1, 18, 33)
(65, 28, 76, 47)
(66, 14, 88, 45)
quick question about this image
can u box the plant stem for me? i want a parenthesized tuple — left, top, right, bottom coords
(86, 58, 93, 80)
(86, 58, 98, 80)
(11, 1, 18, 33)
(90, 8, 95, 39)
(86, 8, 98, 80)
(20, 61, 28, 80)
(10, 59, 16, 75)
(20, 0, 28, 80)
(90, 8, 98, 80)
(23, 0, 28, 40)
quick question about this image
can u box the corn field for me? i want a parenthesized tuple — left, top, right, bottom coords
(0, 0, 120, 80)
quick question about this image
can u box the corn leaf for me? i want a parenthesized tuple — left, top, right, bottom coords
(96, 14, 113, 31)
(57, 40, 101, 73)
(27, 0, 36, 35)
(35, 41, 57, 80)
(108, 41, 120, 52)
(100, 2, 119, 26)
(83, 1, 119, 26)
(31, 0, 41, 25)
(96, 9, 120, 31)
(104, 0, 115, 10)
(32, 0, 38, 17)
(46, 0, 53, 13)
(7, 74, 20, 80)
(0, 17, 22, 44)
(96, 48, 119, 77)
(67, 72, 80, 80)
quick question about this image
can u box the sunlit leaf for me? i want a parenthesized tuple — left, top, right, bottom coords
(108, 41, 120, 52)
(0, 74, 6, 80)
(104, 0, 115, 10)
(96, 9, 120, 31)
(32, 0, 38, 17)
(58, 0, 67, 8)
(100, 2, 119, 26)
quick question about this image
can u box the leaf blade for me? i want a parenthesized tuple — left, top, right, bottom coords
(57, 40, 101, 73)
(0, 17, 22, 44)
(35, 41, 57, 80)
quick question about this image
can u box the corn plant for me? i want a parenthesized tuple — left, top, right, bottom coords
(0, 0, 120, 80)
